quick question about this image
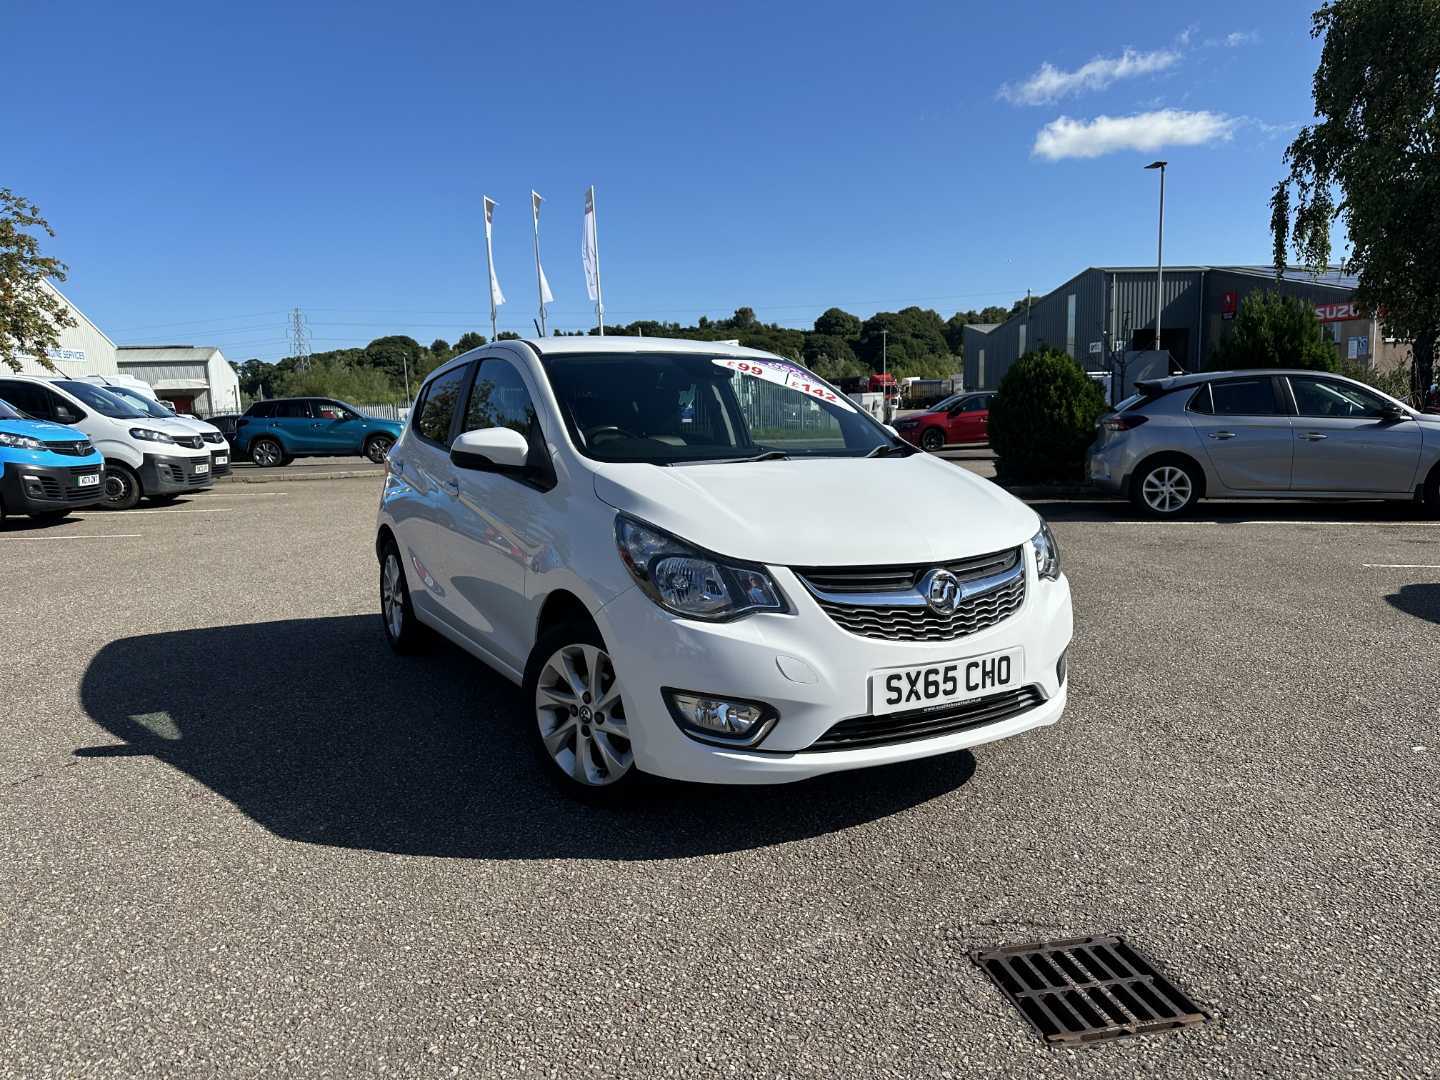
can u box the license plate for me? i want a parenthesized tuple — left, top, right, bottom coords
(193, 462, 210, 475)
(77, 473, 99, 487)
(870, 646, 1024, 715)
(215, 455, 228, 465)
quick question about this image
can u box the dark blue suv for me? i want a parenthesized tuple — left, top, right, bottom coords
(235, 398, 404, 467)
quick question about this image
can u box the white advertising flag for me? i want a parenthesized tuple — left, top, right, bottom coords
(483, 196, 506, 329)
(581, 185, 604, 333)
(531, 191, 554, 306)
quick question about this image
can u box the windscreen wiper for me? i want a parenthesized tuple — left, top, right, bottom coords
(865, 443, 914, 458)
(667, 449, 791, 466)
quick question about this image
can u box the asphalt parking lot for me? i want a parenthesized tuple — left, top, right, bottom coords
(3, 477, 1438, 1078)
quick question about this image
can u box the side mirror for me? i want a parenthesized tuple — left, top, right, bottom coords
(884, 424, 899, 437)
(1380, 403, 1408, 421)
(451, 426, 529, 470)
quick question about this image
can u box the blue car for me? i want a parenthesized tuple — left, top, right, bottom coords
(0, 396, 106, 521)
(235, 397, 405, 467)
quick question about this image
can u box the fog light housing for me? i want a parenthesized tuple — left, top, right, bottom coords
(663, 688, 778, 748)
(1056, 649, 1068, 686)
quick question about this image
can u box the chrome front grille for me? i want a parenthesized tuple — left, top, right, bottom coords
(202, 432, 226, 444)
(172, 435, 205, 449)
(43, 440, 94, 456)
(796, 546, 1027, 643)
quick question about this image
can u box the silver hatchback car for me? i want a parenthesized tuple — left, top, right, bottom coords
(1087, 369, 1440, 516)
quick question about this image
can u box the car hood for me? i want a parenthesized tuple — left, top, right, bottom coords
(167, 416, 221, 435)
(0, 417, 84, 442)
(590, 453, 1039, 566)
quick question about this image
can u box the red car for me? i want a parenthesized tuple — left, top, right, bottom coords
(893, 391, 995, 452)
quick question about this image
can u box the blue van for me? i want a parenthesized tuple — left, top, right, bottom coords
(0, 396, 106, 521)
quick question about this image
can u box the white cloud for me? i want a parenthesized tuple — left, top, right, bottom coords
(999, 48, 1180, 106)
(1225, 30, 1258, 46)
(1032, 109, 1238, 160)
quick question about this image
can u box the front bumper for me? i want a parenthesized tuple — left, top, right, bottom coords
(208, 447, 232, 476)
(0, 461, 105, 513)
(593, 554, 1074, 784)
(139, 453, 215, 495)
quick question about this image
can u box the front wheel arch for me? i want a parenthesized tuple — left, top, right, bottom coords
(1128, 452, 1206, 516)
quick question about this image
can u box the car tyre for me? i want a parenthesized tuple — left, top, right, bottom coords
(102, 463, 142, 511)
(1130, 457, 1202, 518)
(379, 540, 428, 654)
(250, 437, 285, 468)
(524, 622, 643, 803)
(364, 434, 394, 464)
(1422, 465, 1440, 518)
(920, 427, 945, 453)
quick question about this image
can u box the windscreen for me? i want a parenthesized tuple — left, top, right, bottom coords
(0, 398, 26, 420)
(54, 380, 148, 419)
(107, 386, 173, 419)
(540, 352, 893, 464)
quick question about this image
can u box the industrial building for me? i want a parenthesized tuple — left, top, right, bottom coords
(10, 282, 240, 415)
(962, 265, 1407, 392)
(117, 345, 241, 415)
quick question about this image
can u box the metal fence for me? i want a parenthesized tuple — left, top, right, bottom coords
(196, 402, 411, 422)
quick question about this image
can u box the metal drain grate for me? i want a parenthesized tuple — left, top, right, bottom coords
(971, 935, 1210, 1047)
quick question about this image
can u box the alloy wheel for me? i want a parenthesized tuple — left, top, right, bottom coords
(534, 643, 632, 787)
(381, 552, 405, 641)
(252, 440, 281, 467)
(367, 436, 394, 463)
(921, 428, 944, 452)
(1141, 465, 1193, 514)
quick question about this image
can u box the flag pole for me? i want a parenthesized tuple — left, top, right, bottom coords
(531, 191, 548, 338)
(484, 196, 498, 340)
(592, 186, 605, 336)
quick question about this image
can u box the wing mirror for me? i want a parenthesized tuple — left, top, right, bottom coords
(1380, 403, 1409, 422)
(450, 426, 529, 470)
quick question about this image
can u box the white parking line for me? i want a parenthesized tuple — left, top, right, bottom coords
(1363, 564, 1440, 569)
(1, 533, 143, 541)
(70, 508, 234, 515)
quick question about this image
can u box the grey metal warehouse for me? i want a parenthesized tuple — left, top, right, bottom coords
(961, 265, 1403, 392)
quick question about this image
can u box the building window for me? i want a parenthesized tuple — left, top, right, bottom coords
(1066, 294, 1077, 357)
(1018, 324, 1027, 356)
(978, 349, 986, 388)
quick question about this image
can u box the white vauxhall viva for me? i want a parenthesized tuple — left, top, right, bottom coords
(376, 337, 1072, 797)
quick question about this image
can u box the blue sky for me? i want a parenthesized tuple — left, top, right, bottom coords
(7, 0, 1324, 361)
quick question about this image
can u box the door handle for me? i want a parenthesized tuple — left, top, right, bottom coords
(1208, 431, 1237, 440)
(1299, 431, 1328, 441)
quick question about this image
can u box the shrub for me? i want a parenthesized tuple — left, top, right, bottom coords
(989, 348, 1108, 483)
(1208, 290, 1338, 372)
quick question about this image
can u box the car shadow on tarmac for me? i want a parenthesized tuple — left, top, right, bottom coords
(1385, 582, 1440, 624)
(76, 615, 975, 860)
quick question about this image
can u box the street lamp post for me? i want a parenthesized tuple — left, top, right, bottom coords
(880, 329, 889, 421)
(1145, 160, 1167, 357)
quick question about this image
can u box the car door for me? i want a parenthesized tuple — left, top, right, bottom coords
(270, 399, 315, 452)
(427, 355, 555, 674)
(1285, 375, 1422, 492)
(1188, 376, 1294, 491)
(391, 362, 474, 627)
(309, 399, 362, 453)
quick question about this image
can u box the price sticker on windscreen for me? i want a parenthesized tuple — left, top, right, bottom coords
(711, 357, 855, 411)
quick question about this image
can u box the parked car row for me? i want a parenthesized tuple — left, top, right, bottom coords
(0, 375, 221, 516)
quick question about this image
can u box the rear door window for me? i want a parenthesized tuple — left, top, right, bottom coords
(1210, 378, 1281, 416)
(275, 400, 311, 419)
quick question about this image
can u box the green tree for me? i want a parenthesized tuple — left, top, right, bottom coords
(233, 358, 277, 399)
(279, 359, 403, 403)
(1273, 0, 1440, 401)
(496, 331, 521, 341)
(454, 331, 488, 352)
(856, 307, 951, 373)
(430, 338, 450, 355)
(362, 335, 424, 384)
(1, 190, 77, 374)
(1208, 291, 1338, 372)
(802, 333, 862, 380)
(814, 307, 861, 341)
(989, 348, 1107, 483)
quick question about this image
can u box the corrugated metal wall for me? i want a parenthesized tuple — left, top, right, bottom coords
(13, 283, 120, 378)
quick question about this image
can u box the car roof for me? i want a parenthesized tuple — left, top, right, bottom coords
(521, 336, 782, 360)
(1136, 368, 1360, 393)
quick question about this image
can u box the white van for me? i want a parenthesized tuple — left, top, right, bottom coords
(0, 374, 215, 509)
(82, 375, 232, 477)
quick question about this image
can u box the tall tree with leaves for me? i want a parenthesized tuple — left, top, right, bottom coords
(1273, 0, 1440, 401)
(1, 190, 77, 374)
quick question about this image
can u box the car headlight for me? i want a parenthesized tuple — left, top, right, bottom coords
(0, 431, 44, 450)
(1032, 520, 1061, 581)
(129, 427, 176, 444)
(615, 514, 786, 621)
